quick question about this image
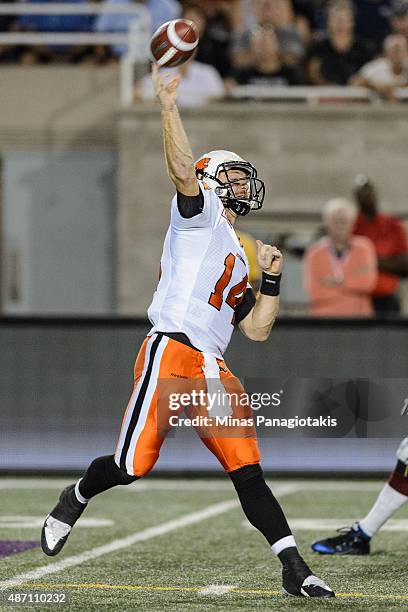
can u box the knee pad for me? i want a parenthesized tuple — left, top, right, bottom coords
(229, 463, 263, 491)
(396, 437, 408, 465)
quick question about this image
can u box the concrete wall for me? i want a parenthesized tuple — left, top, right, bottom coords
(2, 152, 117, 314)
(0, 67, 120, 313)
(0, 66, 119, 149)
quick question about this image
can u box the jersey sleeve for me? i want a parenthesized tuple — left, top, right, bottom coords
(171, 184, 221, 230)
(235, 285, 256, 325)
(177, 191, 204, 218)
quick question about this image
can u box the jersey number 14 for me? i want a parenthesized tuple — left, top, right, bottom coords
(209, 253, 248, 316)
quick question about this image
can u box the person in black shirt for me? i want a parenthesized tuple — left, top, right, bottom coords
(308, 0, 373, 85)
(190, 1, 233, 79)
(233, 26, 307, 86)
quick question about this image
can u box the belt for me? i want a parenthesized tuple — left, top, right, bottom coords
(160, 331, 199, 351)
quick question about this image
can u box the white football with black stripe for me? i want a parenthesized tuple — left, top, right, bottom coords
(150, 19, 199, 68)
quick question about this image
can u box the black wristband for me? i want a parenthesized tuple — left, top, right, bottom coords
(260, 272, 281, 296)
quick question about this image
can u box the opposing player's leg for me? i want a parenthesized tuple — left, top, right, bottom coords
(41, 333, 176, 556)
(311, 437, 408, 555)
(199, 367, 334, 598)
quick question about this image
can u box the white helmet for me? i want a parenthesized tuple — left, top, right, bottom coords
(195, 150, 265, 217)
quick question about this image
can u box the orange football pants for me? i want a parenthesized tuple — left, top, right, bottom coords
(114, 333, 261, 476)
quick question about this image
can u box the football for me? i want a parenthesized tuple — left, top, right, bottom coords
(150, 19, 199, 68)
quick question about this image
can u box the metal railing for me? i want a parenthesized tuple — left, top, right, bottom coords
(0, 3, 150, 14)
(0, 3, 151, 105)
(1, 4, 408, 106)
(231, 85, 408, 105)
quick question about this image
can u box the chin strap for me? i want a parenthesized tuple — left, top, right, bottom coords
(222, 195, 251, 217)
(214, 186, 251, 216)
(199, 172, 254, 217)
(226, 199, 251, 216)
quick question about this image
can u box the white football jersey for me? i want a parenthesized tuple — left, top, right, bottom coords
(148, 188, 252, 357)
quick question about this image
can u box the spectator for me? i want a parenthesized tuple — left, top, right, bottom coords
(182, 2, 207, 39)
(17, 0, 92, 34)
(135, 60, 225, 107)
(292, 0, 320, 31)
(0, 0, 16, 32)
(231, 26, 307, 86)
(95, 0, 181, 58)
(15, 0, 96, 63)
(308, 0, 372, 85)
(352, 34, 408, 101)
(390, 0, 408, 39)
(0, 1, 21, 64)
(192, 1, 235, 78)
(304, 198, 377, 316)
(354, 0, 392, 55)
(259, 0, 308, 63)
(13, 0, 92, 64)
(353, 175, 408, 316)
(239, 0, 257, 30)
(232, 0, 307, 69)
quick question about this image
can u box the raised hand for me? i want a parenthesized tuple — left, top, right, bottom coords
(152, 63, 181, 111)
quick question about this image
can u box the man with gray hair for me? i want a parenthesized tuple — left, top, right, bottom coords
(304, 198, 378, 316)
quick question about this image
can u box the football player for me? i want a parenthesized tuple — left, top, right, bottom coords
(312, 437, 408, 554)
(41, 65, 334, 598)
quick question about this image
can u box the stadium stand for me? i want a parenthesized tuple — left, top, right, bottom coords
(0, 1, 407, 104)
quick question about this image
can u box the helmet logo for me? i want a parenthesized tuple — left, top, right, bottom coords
(195, 157, 211, 177)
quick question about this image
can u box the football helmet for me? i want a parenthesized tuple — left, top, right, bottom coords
(195, 150, 265, 217)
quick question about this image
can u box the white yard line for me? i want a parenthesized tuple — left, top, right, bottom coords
(0, 500, 240, 591)
(0, 479, 74, 490)
(243, 518, 408, 531)
(0, 517, 113, 529)
(289, 518, 408, 532)
(0, 478, 383, 492)
(0, 484, 297, 591)
(0, 479, 231, 492)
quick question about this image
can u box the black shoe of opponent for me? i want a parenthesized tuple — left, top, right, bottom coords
(311, 524, 370, 556)
(41, 484, 87, 556)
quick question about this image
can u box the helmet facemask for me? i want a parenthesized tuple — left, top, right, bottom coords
(197, 160, 265, 217)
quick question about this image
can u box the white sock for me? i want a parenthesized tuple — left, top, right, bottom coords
(74, 480, 88, 505)
(271, 535, 297, 556)
(358, 483, 408, 537)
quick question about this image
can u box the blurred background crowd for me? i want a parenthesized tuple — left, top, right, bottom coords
(1, 0, 408, 101)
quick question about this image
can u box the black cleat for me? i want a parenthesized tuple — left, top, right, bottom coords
(311, 525, 370, 556)
(282, 557, 335, 598)
(41, 484, 87, 556)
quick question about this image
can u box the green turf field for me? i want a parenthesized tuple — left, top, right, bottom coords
(0, 478, 407, 611)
